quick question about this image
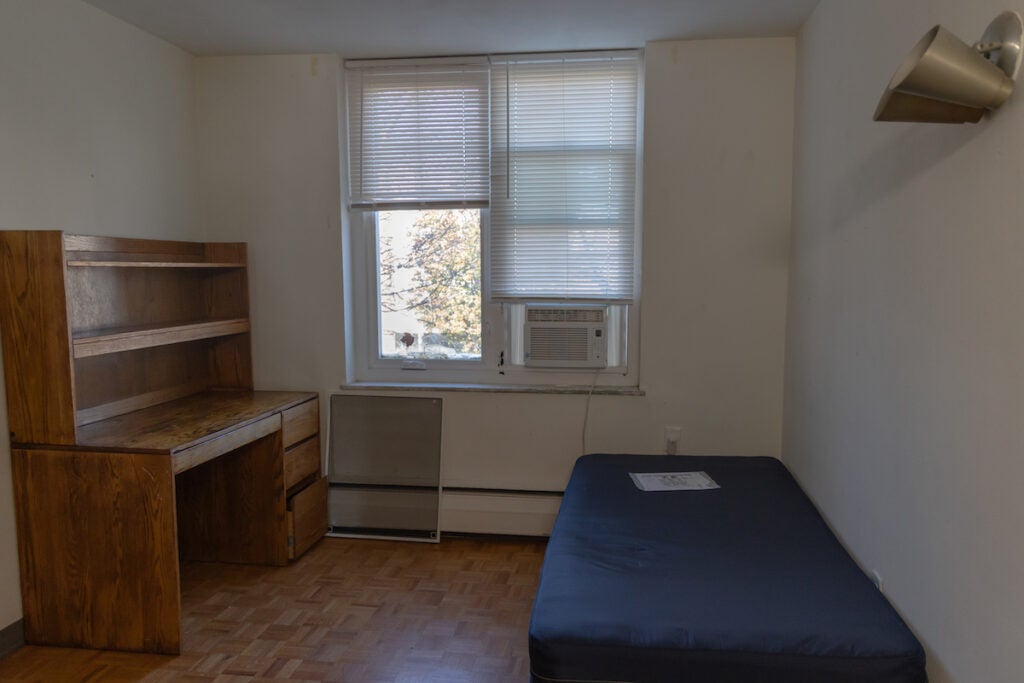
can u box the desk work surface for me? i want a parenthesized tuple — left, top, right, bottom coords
(73, 390, 315, 454)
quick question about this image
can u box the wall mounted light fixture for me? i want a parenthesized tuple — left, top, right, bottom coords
(875, 11, 1024, 123)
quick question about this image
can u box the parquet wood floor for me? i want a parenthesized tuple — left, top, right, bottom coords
(0, 536, 547, 682)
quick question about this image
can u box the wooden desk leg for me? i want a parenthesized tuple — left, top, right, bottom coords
(175, 430, 289, 566)
(12, 449, 181, 654)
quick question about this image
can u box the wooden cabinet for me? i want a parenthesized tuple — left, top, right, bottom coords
(285, 435, 322, 490)
(283, 398, 326, 559)
(0, 231, 328, 654)
(0, 231, 254, 441)
(283, 397, 319, 448)
(282, 398, 327, 557)
(289, 476, 329, 560)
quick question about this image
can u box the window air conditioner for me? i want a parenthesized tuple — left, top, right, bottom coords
(524, 305, 607, 369)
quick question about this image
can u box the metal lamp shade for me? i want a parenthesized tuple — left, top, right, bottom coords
(874, 89, 987, 124)
(875, 25, 1015, 123)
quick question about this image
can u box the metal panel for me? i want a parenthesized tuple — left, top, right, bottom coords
(327, 394, 442, 541)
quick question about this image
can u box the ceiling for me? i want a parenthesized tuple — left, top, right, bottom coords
(83, 0, 819, 58)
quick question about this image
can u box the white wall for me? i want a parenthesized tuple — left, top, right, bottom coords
(196, 38, 795, 529)
(0, 0, 200, 631)
(785, 3, 1024, 682)
(194, 55, 346, 396)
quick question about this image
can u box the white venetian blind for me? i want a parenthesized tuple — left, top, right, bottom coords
(490, 51, 640, 302)
(347, 60, 490, 209)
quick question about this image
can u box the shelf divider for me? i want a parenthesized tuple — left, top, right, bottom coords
(72, 318, 250, 359)
(67, 260, 246, 268)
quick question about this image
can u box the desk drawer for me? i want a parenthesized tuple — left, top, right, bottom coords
(288, 476, 328, 560)
(285, 435, 320, 492)
(282, 398, 318, 448)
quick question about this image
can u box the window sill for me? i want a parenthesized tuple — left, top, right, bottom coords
(339, 382, 645, 396)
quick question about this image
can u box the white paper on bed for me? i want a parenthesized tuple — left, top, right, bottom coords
(629, 471, 720, 491)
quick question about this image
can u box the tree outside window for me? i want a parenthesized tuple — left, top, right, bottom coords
(377, 209, 482, 360)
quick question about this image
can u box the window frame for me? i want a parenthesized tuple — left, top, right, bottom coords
(349, 205, 640, 387)
(351, 208, 501, 381)
(344, 51, 644, 389)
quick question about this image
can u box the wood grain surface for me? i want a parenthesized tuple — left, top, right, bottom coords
(11, 448, 182, 654)
(64, 234, 207, 261)
(72, 318, 251, 358)
(0, 231, 78, 444)
(171, 413, 281, 474)
(176, 430, 290, 566)
(65, 266, 209, 334)
(0, 536, 545, 682)
(66, 260, 245, 268)
(285, 435, 322, 492)
(208, 333, 255, 390)
(74, 390, 315, 453)
(282, 399, 319, 449)
(288, 477, 328, 560)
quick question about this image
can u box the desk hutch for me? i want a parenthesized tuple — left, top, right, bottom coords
(0, 231, 327, 654)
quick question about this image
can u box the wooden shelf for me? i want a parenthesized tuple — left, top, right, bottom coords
(72, 318, 250, 358)
(67, 260, 246, 268)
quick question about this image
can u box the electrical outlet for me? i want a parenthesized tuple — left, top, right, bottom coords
(664, 426, 681, 455)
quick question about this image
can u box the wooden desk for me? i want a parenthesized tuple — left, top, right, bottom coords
(11, 390, 323, 655)
(0, 232, 327, 654)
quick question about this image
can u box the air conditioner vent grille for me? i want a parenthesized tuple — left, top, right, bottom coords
(527, 327, 591, 362)
(526, 307, 605, 323)
(523, 304, 607, 368)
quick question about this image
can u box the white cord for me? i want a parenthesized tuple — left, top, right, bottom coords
(581, 370, 600, 454)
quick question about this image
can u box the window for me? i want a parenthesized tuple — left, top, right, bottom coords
(377, 208, 483, 362)
(345, 51, 642, 386)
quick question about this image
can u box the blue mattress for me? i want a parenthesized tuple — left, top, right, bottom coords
(530, 454, 926, 683)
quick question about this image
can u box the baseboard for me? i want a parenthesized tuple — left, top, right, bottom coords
(440, 489, 562, 536)
(0, 619, 24, 659)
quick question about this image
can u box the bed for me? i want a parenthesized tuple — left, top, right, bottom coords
(529, 454, 927, 683)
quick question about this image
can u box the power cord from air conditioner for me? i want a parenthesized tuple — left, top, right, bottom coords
(581, 369, 601, 455)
